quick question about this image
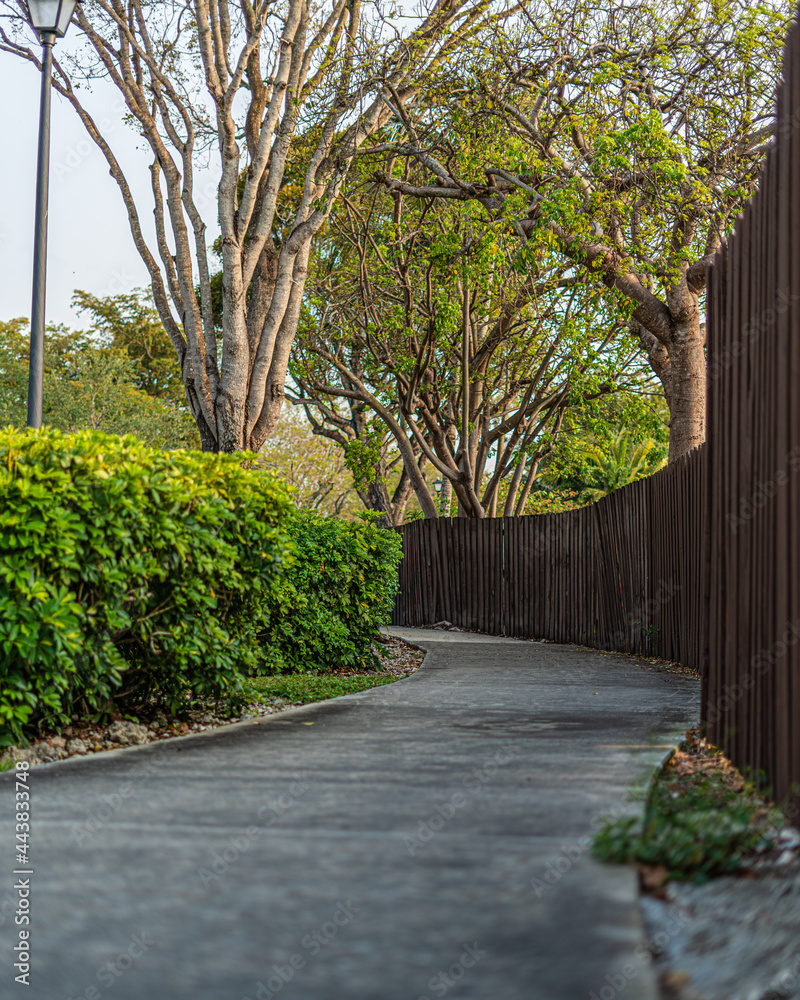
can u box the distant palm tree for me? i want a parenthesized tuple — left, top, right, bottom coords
(578, 430, 667, 500)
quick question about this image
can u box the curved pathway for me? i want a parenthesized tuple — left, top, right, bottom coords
(0, 630, 698, 1000)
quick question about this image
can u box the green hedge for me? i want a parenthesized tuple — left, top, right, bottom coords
(0, 428, 293, 745)
(258, 511, 402, 673)
(0, 430, 404, 746)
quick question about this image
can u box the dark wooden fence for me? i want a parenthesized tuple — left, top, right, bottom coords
(391, 16, 800, 808)
(703, 17, 800, 807)
(392, 446, 706, 668)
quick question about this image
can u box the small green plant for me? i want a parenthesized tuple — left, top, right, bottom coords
(634, 621, 661, 651)
(593, 738, 783, 882)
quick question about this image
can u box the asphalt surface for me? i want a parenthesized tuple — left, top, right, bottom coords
(0, 629, 699, 1000)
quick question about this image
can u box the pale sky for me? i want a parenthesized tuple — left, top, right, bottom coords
(0, 32, 163, 329)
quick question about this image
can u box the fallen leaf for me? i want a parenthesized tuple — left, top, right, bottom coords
(640, 864, 669, 890)
(659, 969, 691, 996)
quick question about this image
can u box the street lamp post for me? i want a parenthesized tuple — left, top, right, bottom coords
(432, 478, 447, 516)
(25, 0, 80, 429)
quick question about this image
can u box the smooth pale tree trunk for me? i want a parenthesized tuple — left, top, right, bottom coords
(25, 1, 489, 456)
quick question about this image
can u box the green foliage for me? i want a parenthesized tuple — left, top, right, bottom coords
(344, 434, 385, 493)
(259, 408, 360, 517)
(296, 146, 651, 518)
(44, 346, 198, 449)
(480, 0, 789, 291)
(517, 487, 584, 516)
(573, 430, 667, 500)
(72, 288, 184, 402)
(244, 672, 398, 705)
(358, 0, 791, 450)
(0, 428, 294, 746)
(592, 756, 782, 882)
(0, 316, 198, 449)
(540, 395, 669, 501)
(258, 512, 403, 674)
(0, 320, 29, 427)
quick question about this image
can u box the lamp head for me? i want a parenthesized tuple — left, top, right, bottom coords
(26, 0, 80, 40)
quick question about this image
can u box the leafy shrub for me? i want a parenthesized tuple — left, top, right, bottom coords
(0, 428, 293, 745)
(258, 512, 402, 673)
(592, 753, 782, 881)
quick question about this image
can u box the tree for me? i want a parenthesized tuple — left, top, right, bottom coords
(538, 393, 669, 500)
(0, 320, 30, 426)
(0, 318, 199, 447)
(370, 0, 790, 459)
(287, 389, 422, 527)
(291, 179, 650, 518)
(556, 429, 666, 501)
(259, 405, 361, 517)
(0, 0, 507, 453)
(72, 288, 186, 402)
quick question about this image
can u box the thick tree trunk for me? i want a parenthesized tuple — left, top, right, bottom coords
(356, 456, 427, 528)
(390, 465, 418, 524)
(358, 474, 397, 528)
(666, 331, 706, 460)
(196, 413, 220, 453)
(452, 475, 486, 518)
(663, 268, 708, 461)
(638, 314, 706, 461)
(357, 478, 395, 528)
(356, 461, 421, 526)
(635, 265, 709, 462)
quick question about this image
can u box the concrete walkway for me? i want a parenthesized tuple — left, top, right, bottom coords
(0, 630, 698, 1000)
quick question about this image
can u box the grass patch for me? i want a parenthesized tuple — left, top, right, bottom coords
(592, 730, 783, 883)
(243, 673, 398, 705)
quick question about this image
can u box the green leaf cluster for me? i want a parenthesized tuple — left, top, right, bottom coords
(344, 434, 385, 493)
(72, 288, 185, 403)
(0, 427, 294, 745)
(0, 316, 198, 450)
(258, 512, 402, 674)
(592, 758, 782, 882)
(540, 395, 670, 501)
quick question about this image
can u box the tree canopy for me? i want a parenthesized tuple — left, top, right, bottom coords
(0, 0, 513, 452)
(291, 174, 654, 518)
(0, 311, 198, 448)
(369, 0, 791, 460)
(0, 0, 789, 509)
